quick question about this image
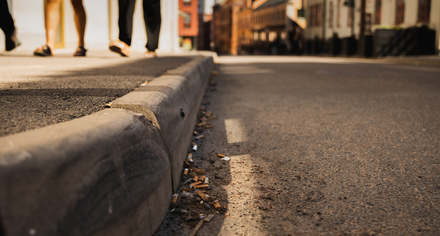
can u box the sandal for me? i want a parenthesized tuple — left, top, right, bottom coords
(73, 46, 87, 56)
(34, 45, 53, 57)
(144, 51, 157, 58)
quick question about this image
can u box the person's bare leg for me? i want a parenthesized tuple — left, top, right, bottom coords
(45, 0, 62, 51)
(71, 0, 86, 48)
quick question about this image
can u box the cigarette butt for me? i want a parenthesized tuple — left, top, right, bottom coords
(212, 200, 221, 208)
(194, 184, 209, 189)
(195, 135, 204, 140)
(191, 168, 205, 174)
(186, 157, 193, 162)
(189, 219, 204, 236)
(217, 154, 225, 158)
(196, 122, 207, 127)
(192, 144, 197, 151)
(204, 214, 214, 222)
(183, 168, 188, 175)
(204, 177, 209, 184)
(193, 131, 197, 135)
(193, 176, 199, 182)
(171, 194, 178, 204)
(199, 175, 206, 181)
(190, 181, 202, 187)
(195, 190, 208, 201)
(188, 153, 193, 158)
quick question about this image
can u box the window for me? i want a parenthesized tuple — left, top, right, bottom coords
(260, 31, 266, 41)
(395, 0, 405, 24)
(418, 0, 431, 23)
(184, 13, 191, 28)
(309, 4, 322, 27)
(375, 0, 382, 24)
(329, 1, 334, 28)
(183, 0, 191, 6)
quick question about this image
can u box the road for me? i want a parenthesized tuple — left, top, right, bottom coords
(155, 56, 440, 235)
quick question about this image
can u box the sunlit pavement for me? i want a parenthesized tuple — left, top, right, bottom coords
(155, 55, 440, 235)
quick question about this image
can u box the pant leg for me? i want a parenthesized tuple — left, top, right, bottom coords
(142, 0, 161, 51)
(0, 0, 15, 38)
(118, 0, 136, 46)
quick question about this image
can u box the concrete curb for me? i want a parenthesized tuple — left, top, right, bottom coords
(0, 55, 214, 236)
(112, 56, 213, 191)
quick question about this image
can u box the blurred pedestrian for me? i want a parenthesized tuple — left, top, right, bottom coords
(34, 0, 87, 57)
(1, 0, 21, 51)
(109, 0, 161, 58)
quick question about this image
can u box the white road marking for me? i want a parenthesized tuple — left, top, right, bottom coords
(220, 154, 262, 235)
(225, 119, 247, 143)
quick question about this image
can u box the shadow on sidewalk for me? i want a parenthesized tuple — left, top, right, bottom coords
(0, 55, 194, 137)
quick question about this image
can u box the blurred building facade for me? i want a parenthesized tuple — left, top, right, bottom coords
(212, 0, 306, 55)
(1, 0, 180, 53)
(304, 0, 440, 56)
(179, 0, 199, 50)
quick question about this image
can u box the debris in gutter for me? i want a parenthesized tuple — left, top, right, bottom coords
(194, 184, 209, 189)
(171, 194, 178, 204)
(189, 219, 204, 236)
(212, 200, 221, 208)
(204, 214, 214, 222)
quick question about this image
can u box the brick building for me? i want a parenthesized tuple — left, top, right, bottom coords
(179, 0, 199, 50)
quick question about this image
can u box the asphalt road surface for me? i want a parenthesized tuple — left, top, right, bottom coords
(0, 52, 192, 137)
(155, 56, 440, 235)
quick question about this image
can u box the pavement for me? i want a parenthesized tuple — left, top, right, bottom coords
(153, 56, 440, 235)
(377, 55, 440, 67)
(0, 50, 214, 236)
(0, 51, 438, 236)
(0, 51, 194, 137)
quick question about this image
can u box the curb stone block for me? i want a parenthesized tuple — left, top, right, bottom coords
(112, 56, 214, 191)
(0, 109, 172, 236)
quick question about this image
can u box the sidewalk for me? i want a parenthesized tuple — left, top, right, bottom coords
(0, 50, 214, 236)
(377, 55, 440, 67)
(0, 51, 194, 137)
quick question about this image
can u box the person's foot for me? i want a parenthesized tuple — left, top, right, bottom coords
(5, 29, 21, 52)
(109, 40, 130, 57)
(144, 51, 157, 58)
(73, 46, 87, 57)
(34, 45, 53, 57)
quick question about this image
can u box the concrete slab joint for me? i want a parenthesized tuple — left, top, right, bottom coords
(0, 55, 214, 236)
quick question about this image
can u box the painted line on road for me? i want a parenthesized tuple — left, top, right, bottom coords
(225, 119, 247, 144)
(220, 154, 262, 235)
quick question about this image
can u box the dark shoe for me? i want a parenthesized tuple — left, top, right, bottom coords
(109, 40, 130, 57)
(5, 29, 21, 51)
(73, 46, 87, 56)
(34, 45, 53, 57)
